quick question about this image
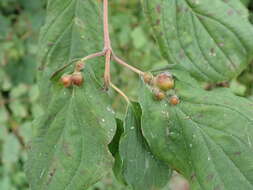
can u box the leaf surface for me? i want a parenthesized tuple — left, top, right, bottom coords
(26, 68, 116, 190)
(37, 0, 104, 108)
(139, 70, 253, 190)
(119, 102, 171, 190)
(143, 0, 253, 82)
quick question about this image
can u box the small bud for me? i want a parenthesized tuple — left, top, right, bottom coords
(143, 72, 153, 84)
(72, 72, 84, 86)
(155, 72, 174, 91)
(153, 88, 166, 101)
(60, 75, 72, 88)
(75, 61, 84, 72)
(169, 95, 180, 105)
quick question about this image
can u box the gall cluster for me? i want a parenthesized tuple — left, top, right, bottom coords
(60, 71, 84, 88)
(143, 72, 180, 105)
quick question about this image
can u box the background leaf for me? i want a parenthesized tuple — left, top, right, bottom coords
(143, 0, 253, 82)
(139, 70, 253, 190)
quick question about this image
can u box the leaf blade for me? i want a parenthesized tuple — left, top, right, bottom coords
(143, 0, 253, 82)
(26, 69, 116, 190)
(139, 71, 253, 190)
(119, 102, 171, 190)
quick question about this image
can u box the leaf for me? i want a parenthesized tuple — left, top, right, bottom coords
(119, 102, 171, 190)
(5, 56, 37, 85)
(139, 70, 253, 190)
(142, 0, 253, 82)
(2, 134, 21, 166)
(25, 68, 116, 190)
(108, 119, 126, 185)
(239, 0, 250, 6)
(37, 0, 104, 108)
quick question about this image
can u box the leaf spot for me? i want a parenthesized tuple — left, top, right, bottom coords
(233, 152, 241, 156)
(219, 42, 224, 47)
(209, 48, 217, 57)
(206, 174, 214, 181)
(227, 9, 234, 16)
(156, 5, 161, 13)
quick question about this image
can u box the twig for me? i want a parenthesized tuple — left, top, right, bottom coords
(112, 54, 144, 76)
(51, 51, 104, 79)
(104, 49, 112, 90)
(110, 83, 130, 103)
(80, 51, 105, 62)
(103, 0, 111, 49)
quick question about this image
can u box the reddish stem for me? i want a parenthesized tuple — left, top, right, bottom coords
(103, 0, 111, 49)
(103, 0, 112, 89)
(104, 49, 111, 90)
(112, 54, 144, 76)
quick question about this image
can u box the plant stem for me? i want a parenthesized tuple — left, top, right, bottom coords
(104, 49, 111, 90)
(103, 0, 112, 90)
(112, 54, 144, 76)
(80, 51, 105, 62)
(110, 83, 130, 103)
(103, 0, 111, 49)
(51, 51, 105, 78)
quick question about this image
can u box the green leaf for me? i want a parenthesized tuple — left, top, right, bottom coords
(2, 134, 21, 166)
(37, 0, 104, 108)
(119, 102, 171, 190)
(239, 0, 250, 6)
(25, 68, 116, 190)
(139, 70, 253, 190)
(108, 119, 126, 185)
(142, 0, 253, 82)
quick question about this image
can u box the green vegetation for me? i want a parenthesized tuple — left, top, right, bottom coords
(1, 0, 253, 189)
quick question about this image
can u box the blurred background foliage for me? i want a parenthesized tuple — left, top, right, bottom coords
(0, 0, 252, 189)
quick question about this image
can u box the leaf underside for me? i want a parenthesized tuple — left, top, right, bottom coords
(139, 70, 253, 190)
(143, 0, 253, 82)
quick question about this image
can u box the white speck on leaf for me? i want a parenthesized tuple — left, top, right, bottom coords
(247, 136, 252, 147)
(166, 128, 170, 136)
(106, 106, 115, 114)
(209, 52, 216, 57)
(40, 169, 45, 178)
(145, 159, 149, 169)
